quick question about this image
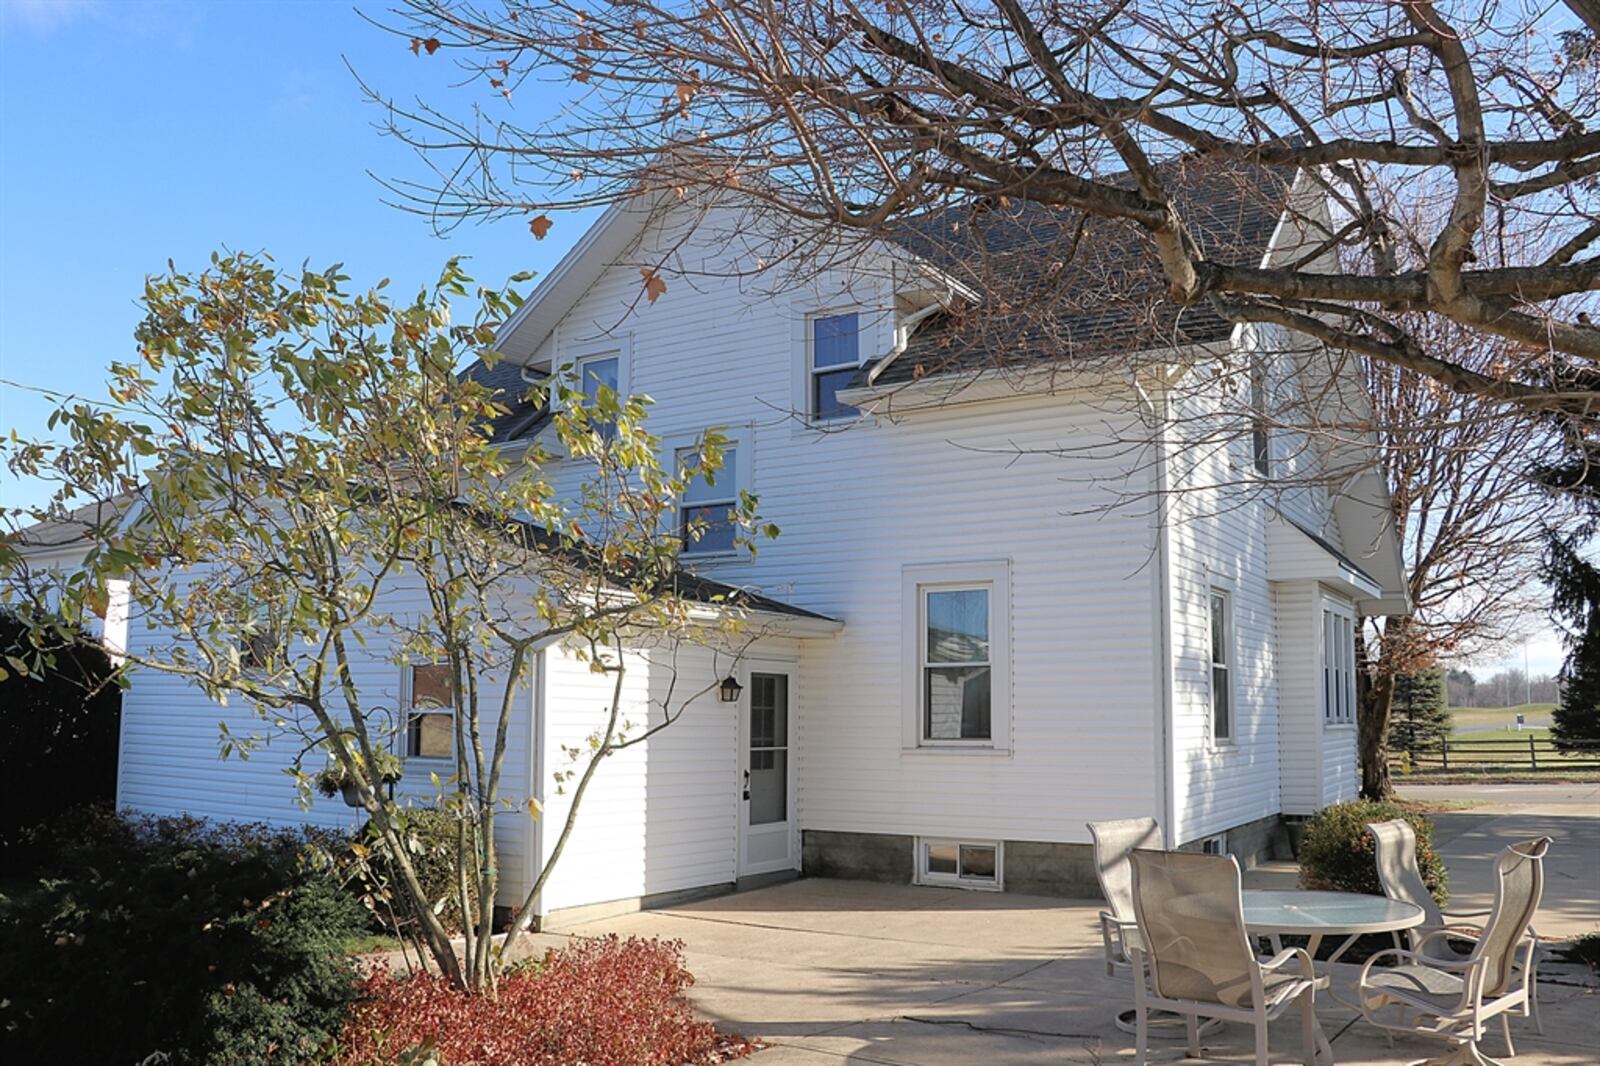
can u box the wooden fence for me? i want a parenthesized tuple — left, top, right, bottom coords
(1392, 735, 1600, 774)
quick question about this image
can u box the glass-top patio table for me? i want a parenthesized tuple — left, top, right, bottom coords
(1243, 889, 1426, 1008)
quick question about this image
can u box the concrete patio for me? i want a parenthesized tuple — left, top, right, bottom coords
(526, 787, 1598, 1064)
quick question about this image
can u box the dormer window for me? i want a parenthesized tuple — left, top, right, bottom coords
(809, 313, 859, 421)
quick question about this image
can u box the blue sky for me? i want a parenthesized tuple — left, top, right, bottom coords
(0, 0, 584, 505)
(0, 0, 1569, 679)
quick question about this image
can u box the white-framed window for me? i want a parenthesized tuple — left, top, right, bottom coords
(405, 663, 454, 760)
(1249, 355, 1271, 477)
(808, 311, 861, 421)
(917, 838, 1003, 890)
(574, 352, 621, 439)
(677, 443, 739, 556)
(1208, 588, 1234, 743)
(901, 561, 1011, 752)
(1200, 833, 1228, 856)
(1322, 602, 1356, 724)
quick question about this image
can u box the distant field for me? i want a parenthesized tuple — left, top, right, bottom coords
(1450, 704, 1556, 735)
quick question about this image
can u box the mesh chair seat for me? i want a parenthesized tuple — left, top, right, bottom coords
(1364, 963, 1464, 1013)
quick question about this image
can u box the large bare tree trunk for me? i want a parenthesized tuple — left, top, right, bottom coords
(1357, 618, 1405, 801)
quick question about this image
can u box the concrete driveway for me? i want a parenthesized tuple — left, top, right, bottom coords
(533, 788, 1598, 1064)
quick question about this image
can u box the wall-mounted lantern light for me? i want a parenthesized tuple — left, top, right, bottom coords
(719, 675, 744, 703)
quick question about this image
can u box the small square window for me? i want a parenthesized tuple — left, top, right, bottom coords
(1200, 834, 1227, 856)
(919, 839, 1002, 889)
(406, 664, 454, 760)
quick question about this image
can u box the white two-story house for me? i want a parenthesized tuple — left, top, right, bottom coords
(113, 162, 1407, 926)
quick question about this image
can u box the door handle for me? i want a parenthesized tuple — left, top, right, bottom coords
(743, 768, 750, 801)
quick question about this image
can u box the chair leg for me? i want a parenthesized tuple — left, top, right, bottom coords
(1135, 1004, 1149, 1066)
(1500, 1013, 1516, 1057)
(1529, 958, 1544, 1035)
(1300, 990, 1318, 1066)
(1186, 1012, 1200, 1058)
(1254, 1016, 1270, 1066)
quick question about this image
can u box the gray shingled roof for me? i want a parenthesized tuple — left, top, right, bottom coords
(463, 358, 551, 445)
(865, 161, 1290, 386)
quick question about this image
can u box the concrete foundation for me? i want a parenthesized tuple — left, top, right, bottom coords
(802, 830, 914, 885)
(803, 814, 1289, 901)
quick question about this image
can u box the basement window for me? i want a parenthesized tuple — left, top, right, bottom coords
(918, 838, 1002, 890)
(1200, 833, 1227, 856)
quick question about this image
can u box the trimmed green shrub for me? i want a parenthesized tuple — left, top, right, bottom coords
(0, 809, 365, 1065)
(352, 804, 478, 937)
(1297, 800, 1448, 904)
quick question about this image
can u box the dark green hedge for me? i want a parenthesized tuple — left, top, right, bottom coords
(0, 610, 121, 872)
(0, 808, 366, 1065)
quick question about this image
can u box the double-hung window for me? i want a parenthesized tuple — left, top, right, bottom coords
(677, 445, 738, 556)
(405, 663, 454, 760)
(1209, 589, 1233, 743)
(575, 353, 620, 440)
(809, 312, 859, 420)
(1322, 605, 1356, 724)
(921, 586, 992, 742)
(902, 561, 1010, 751)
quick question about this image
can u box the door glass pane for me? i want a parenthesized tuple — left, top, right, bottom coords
(924, 665, 991, 740)
(926, 589, 988, 663)
(748, 673, 787, 827)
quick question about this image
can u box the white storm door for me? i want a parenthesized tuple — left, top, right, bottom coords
(739, 669, 795, 876)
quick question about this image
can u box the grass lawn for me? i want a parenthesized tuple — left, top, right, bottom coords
(1450, 703, 1556, 735)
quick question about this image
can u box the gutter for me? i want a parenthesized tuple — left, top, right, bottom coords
(865, 291, 955, 387)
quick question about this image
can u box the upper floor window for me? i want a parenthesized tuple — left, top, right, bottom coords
(576, 353, 620, 440)
(1250, 356, 1271, 476)
(1322, 605, 1356, 724)
(677, 445, 738, 556)
(810, 313, 859, 421)
(406, 663, 454, 760)
(1209, 589, 1233, 742)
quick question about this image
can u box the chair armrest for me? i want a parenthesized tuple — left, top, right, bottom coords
(1261, 946, 1317, 981)
(1098, 912, 1137, 970)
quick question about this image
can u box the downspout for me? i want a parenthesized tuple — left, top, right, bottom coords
(528, 647, 547, 929)
(1133, 374, 1178, 849)
(865, 292, 953, 386)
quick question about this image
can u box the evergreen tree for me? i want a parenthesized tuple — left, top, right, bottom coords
(1545, 530, 1600, 749)
(1387, 666, 1452, 754)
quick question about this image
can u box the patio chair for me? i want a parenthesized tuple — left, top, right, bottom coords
(1358, 836, 1551, 1066)
(1087, 818, 1220, 1039)
(1368, 818, 1544, 1034)
(1128, 849, 1332, 1066)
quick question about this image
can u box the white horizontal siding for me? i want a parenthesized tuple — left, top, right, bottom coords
(529, 217, 1164, 849)
(1275, 580, 1322, 815)
(1163, 388, 1282, 845)
(117, 578, 536, 903)
(535, 635, 802, 914)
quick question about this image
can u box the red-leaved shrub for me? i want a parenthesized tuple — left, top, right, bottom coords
(332, 935, 757, 1065)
